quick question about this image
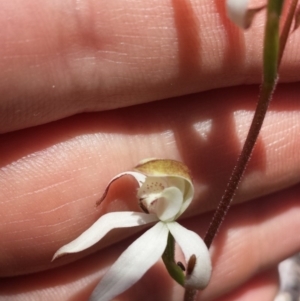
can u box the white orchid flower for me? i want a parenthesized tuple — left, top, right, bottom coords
(226, 0, 249, 28)
(226, 0, 265, 29)
(52, 159, 212, 301)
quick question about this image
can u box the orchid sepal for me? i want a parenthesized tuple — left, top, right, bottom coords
(96, 171, 146, 206)
(52, 211, 158, 261)
(89, 222, 169, 301)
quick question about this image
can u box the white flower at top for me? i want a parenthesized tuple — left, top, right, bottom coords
(52, 159, 212, 301)
(226, 0, 249, 28)
(226, 0, 266, 29)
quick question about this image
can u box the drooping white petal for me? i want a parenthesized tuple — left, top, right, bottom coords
(89, 222, 169, 301)
(167, 222, 211, 290)
(154, 187, 184, 222)
(226, 0, 249, 28)
(52, 212, 157, 260)
(96, 171, 146, 206)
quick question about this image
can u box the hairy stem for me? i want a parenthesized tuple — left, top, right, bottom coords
(184, 288, 197, 301)
(183, 0, 295, 299)
(203, 0, 284, 249)
(204, 82, 275, 248)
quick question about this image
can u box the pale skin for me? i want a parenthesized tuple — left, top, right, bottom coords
(1, 0, 300, 300)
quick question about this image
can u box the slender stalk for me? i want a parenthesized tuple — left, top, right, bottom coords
(204, 82, 274, 248)
(184, 288, 197, 301)
(203, 0, 284, 249)
(184, 1, 287, 299)
(187, 80, 276, 301)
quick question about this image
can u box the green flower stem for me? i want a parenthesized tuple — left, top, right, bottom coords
(162, 232, 185, 286)
(263, 0, 284, 83)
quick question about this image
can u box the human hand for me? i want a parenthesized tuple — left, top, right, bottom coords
(1, 0, 300, 300)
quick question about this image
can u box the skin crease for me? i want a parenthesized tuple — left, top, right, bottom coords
(0, 0, 300, 300)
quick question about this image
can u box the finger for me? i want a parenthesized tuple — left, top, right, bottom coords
(0, 262, 279, 301)
(1, 0, 300, 132)
(1, 83, 300, 276)
(0, 183, 298, 301)
(211, 268, 279, 301)
(0, 232, 174, 301)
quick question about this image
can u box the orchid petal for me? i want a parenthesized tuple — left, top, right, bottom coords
(167, 222, 211, 290)
(155, 187, 184, 222)
(89, 222, 169, 301)
(52, 212, 157, 260)
(226, 0, 249, 28)
(96, 171, 146, 206)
